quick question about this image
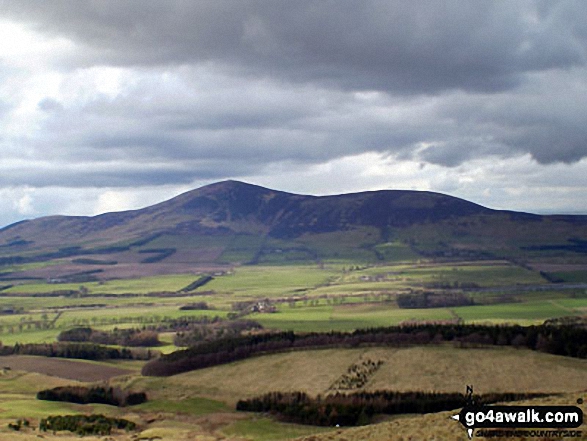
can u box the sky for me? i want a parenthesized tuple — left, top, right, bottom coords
(1, 0, 587, 227)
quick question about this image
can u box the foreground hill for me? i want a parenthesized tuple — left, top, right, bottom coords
(1, 346, 585, 441)
(133, 346, 587, 401)
(1, 181, 587, 273)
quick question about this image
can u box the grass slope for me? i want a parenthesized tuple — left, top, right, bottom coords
(0, 345, 585, 441)
(131, 346, 587, 404)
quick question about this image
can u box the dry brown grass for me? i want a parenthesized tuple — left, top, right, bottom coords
(133, 346, 587, 406)
(367, 345, 587, 393)
(140, 349, 366, 404)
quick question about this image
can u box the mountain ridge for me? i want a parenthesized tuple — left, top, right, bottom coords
(0, 180, 495, 242)
(0, 180, 586, 266)
(1, 179, 501, 231)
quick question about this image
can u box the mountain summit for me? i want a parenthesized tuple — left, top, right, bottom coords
(0, 181, 586, 267)
(0, 180, 490, 243)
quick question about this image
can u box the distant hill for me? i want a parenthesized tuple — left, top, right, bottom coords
(1, 180, 586, 269)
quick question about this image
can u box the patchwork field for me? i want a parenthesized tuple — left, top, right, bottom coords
(1, 261, 586, 345)
(0, 259, 586, 440)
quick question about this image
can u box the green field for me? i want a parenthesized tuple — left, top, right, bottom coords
(204, 265, 339, 297)
(4, 273, 199, 295)
(550, 270, 587, 283)
(135, 396, 229, 415)
(249, 297, 587, 332)
(1, 261, 586, 346)
(451, 300, 575, 323)
(0, 259, 587, 441)
(251, 303, 455, 332)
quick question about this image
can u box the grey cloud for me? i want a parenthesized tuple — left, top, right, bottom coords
(24, 74, 439, 176)
(2, 1, 586, 94)
(505, 127, 587, 164)
(417, 139, 513, 167)
(418, 66, 587, 166)
(0, 0, 586, 187)
(21, 64, 587, 182)
(0, 160, 259, 188)
(22, 71, 385, 166)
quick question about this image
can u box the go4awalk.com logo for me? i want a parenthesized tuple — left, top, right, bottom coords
(451, 386, 584, 439)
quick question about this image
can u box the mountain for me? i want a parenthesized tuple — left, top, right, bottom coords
(1, 180, 587, 270)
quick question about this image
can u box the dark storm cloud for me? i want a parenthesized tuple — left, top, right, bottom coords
(0, 160, 259, 188)
(416, 139, 511, 167)
(1, 0, 586, 190)
(20, 63, 587, 186)
(22, 74, 439, 185)
(426, 69, 587, 166)
(3, 0, 585, 94)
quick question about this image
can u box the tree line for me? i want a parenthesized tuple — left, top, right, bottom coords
(37, 386, 146, 407)
(57, 318, 263, 349)
(179, 275, 214, 293)
(237, 390, 549, 426)
(396, 291, 475, 308)
(142, 322, 587, 377)
(38, 414, 136, 436)
(173, 319, 263, 347)
(0, 342, 152, 360)
(58, 326, 160, 347)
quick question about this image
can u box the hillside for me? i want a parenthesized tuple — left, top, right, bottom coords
(134, 346, 587, 401)
(0, 181, 587, 278)
(0, 180, 494, 245)
(1, 347, 585, 441)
